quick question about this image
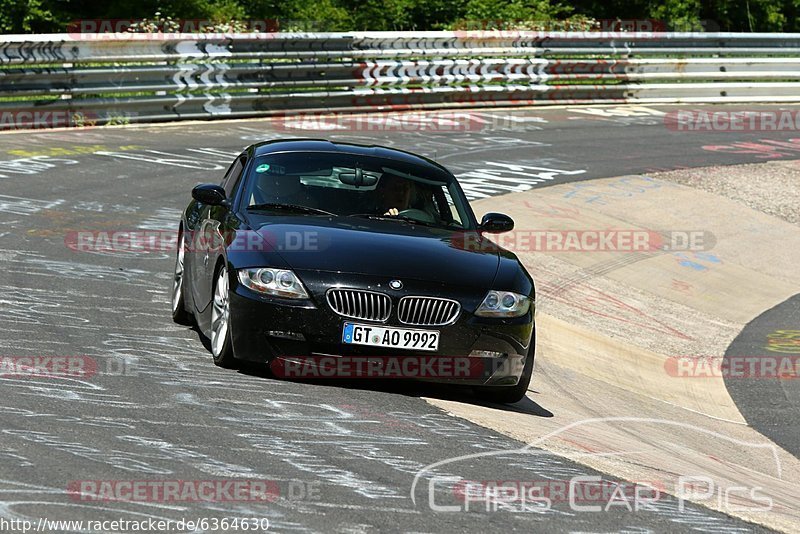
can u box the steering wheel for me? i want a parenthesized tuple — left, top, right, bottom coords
(397, 208, 436, 223)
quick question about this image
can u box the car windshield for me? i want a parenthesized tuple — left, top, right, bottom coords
(241, 152, 474, 229)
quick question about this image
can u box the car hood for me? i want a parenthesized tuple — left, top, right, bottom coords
(246, 216, 501, 287)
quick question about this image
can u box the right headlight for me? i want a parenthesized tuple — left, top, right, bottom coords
(475, 290, 531, 318)
(238, 267, 309, 299)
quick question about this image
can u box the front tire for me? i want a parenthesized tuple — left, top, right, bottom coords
(211, 265, 237, 368)
(474, 341, 535, 404)
(171, 230, 193, 325)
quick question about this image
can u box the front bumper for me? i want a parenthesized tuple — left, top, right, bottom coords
(228, 271, 534, 386)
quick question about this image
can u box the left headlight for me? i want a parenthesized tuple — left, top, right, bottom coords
(238, 268, 309, 299)
(475, 290, 531, 318)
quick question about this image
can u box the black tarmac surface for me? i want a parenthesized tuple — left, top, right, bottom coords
(1, 103, 797, 533)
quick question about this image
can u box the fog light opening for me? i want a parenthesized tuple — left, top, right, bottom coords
(469, 350, 506, 359)
(267, 330, 306, 341)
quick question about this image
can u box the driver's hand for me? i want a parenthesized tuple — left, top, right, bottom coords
(384, 208, 399, 216)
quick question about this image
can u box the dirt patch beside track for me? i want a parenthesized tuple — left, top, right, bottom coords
(426, 162, 800, 532)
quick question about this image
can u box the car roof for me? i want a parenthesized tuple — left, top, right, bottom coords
(249, 138, 454, 177)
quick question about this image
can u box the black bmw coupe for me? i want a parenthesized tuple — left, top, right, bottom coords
(172, 139, 536, 403)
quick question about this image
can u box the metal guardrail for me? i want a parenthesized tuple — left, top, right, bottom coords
(1, 32, 800, 128)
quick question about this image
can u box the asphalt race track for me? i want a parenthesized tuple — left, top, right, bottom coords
(726, 294, 800, 459)
(0, 103, 798, 533)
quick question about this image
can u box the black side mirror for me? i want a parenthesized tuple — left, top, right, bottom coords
(479, 212, 514, 234)
(192, 184, 228, 206)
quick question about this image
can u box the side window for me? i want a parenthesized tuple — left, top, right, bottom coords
(221, 156, 246, 198)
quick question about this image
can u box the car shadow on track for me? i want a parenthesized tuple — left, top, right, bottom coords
(234, 360, 554, 417)
(189, 326, 552, 416)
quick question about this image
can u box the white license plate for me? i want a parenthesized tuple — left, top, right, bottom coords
(342, 323, 439, 351)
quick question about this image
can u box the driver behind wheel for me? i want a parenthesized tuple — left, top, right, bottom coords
(376, 174, 414, 216)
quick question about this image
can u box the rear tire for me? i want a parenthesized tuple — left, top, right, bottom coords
(171, 230, 193, 325)
(211, 265, 238, 369)
(474, 339, 535, 404)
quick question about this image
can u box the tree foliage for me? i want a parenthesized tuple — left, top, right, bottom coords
(1, 0, 798, 33)
(1, 0, 56, 32)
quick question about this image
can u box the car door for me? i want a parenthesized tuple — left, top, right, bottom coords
(195, 154, 247, 313)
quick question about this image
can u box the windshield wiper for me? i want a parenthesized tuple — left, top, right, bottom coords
(247, 203, 336, 216)
(348, 213, 442, 229)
